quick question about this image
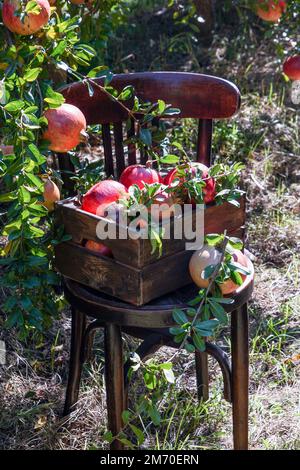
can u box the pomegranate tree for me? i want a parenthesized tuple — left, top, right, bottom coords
(2, 0, 51, 35)
(42, 103, 87, 153)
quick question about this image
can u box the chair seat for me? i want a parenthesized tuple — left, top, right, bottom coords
(63, 258, 254, 329)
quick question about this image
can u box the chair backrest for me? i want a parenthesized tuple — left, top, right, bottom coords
(58, 72, 241, 183)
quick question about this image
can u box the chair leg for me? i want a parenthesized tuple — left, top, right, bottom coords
(63, 308, 86, 416)
(231, 304, 249, 450)
(104, 323, 125, 450)
(195, 350, 209, 401)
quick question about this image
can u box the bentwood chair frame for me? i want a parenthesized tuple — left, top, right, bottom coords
(56, 72, 252, 450)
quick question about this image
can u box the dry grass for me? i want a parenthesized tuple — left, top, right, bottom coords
(0, 5, 300, 451)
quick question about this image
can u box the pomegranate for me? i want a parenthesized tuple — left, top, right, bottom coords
(256, 0, 286, 22)
(43, 177, 60, 211)
(189, 245, 248, 295)
(283, 56, 300, 81)
(149, 191, 178, 222)
(84, 240, 113, 258)
(81, 180, 128, 217)
(42, 103, 87, 153)
(119, 163, 161, 190)
(2, 0, 51, 35)
(0, 145, 14, 155)
(164, 162, 216, 204)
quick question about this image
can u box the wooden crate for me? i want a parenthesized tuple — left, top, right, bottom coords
(54, 197, 245, 306)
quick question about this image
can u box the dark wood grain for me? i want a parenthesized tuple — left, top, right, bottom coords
(60, 72, 241, 124)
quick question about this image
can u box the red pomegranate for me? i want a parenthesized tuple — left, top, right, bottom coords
(119, 163, 161, 190)
(256, 0, 286, 22)
(43, 177, 60, 211)
(84, 240, 113, 257)
(164, 162, 216, 204)
(2, 0, 51, 35)
(189, 246, 249, 295)
(42, 103, 87, 153)
(81, 180, 128, 217)
(283, 56, 300, 81)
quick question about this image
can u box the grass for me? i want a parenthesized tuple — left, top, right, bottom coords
(0, 3, 300, 451)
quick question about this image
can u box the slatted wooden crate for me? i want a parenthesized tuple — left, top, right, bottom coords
(54, 196, 245, 306)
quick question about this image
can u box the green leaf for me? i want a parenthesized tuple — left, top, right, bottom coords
(192, 331, 206, 352)
(4, 100, 24, 113)
(202, 264, 217, 279)
(208, 300, 228, 324)
(169, 326, 185, 335)
(122, 410, 131, 424)
(129, 424, 145, 446)
(103, 431, 113, 443)
(24, 68, 42, 82)
(19, 187, 31, 204)
(172, 308, 188, 325)
(44, 87, 65, 108)
(205, 233, 224, 245)
(0, 191, 17, 202)
(184, 342, 195, 353)
(228, 237, 243, 250)
(230, 270, 243, 286)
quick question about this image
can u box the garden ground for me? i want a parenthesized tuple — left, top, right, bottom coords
(0, 4, 299, 450)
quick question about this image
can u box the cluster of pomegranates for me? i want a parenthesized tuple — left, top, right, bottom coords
(189, 244, 249, 296)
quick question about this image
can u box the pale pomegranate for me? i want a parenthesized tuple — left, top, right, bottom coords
(189, 245, 249, 295)
(0, 145, 14, 155)
(43, 177, 60, 211)
(283, 55, 300, 81)
(219, 250, 248, 295)
(2, 0, 51, 35)
(84, 240, 113, 258)
(42, 103, 87, 153)
(256, 0, 286, 22)
(119, 163, 161, 190)
(164, 162, 216, 204)
(81, 180, 128, 217)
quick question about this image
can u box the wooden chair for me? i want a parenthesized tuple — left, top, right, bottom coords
(57, 72, 253, 450)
